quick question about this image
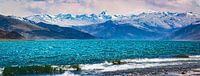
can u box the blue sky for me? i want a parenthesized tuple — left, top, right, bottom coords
(0, 0, 200, 17)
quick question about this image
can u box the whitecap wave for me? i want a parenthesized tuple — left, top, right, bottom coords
(2, 55, 200, 75)
(189, 55, 200, 58)
(0, 68, 4, 75)
(77, 56, 200, 72)
(56, 71, 80, 76)
(46, 55, 200, 76)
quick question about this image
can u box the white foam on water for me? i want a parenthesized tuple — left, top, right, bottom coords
(189, 55, 200, 58)
(56, 71, 80, 76)
(6, 55, 197, 75)
(79, 56, 200, 72)
(122, 57, 200, 63)
(0, 68, 4, 75)
(1, 56, 199, 76)
(80, 61, 184, 72)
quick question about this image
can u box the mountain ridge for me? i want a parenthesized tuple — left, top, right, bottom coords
(0, 14, 95, 39)
(5, 12, 200, 40)
(13, 11, 200, 28)
(72, 20, 162, 39)
(168, 21, 200, 40)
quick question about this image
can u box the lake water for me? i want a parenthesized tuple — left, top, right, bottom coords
(0, 40, 200, 75)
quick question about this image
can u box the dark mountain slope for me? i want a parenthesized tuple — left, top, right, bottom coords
(72, 21, 161, 39)
(0, 15, 44, 32)
(31, 22, 95, 39)
(169, 23, 200, 40)
(0, 14, 95, 39)
(0, 29, 24, 39)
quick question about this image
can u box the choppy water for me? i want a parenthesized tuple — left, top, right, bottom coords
(0, 40, 200, 67)
(0, 40, 200, 75)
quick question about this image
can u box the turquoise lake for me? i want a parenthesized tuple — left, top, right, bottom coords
(0, 40, 200, 67)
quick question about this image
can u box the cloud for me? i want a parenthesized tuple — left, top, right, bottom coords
(145, 0, 180, 8)
(144, 0, 200, 13)
(0, 0, 199, 17)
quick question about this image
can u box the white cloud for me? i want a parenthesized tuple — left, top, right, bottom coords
(145, 0, 200, 12)
(0, 0, 199, 17)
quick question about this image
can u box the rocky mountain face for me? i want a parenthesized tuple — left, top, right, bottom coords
(72, 20, 161, 40)
(0, 29, 24, 39)
(12, 11, 112, 27)
(71, 12, 200, 40)
(15, 12, 200, 28)
(33, 22, 95, 39)
(168, 21, 200, 40)
(0, 14, 95, 39)
(6, 12, 200, 40)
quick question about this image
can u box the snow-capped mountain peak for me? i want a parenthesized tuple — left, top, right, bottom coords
(20, 11, 114, 26)
(116, 12, 200, 30)
(12, 12, 200, 29)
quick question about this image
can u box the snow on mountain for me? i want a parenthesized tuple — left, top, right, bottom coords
(8, 12, 200, 40)
(20, 11, 113, 27)
(116, 12, 200, 30)
(12, 11, 200, 29)
(70, 12, 200, 40)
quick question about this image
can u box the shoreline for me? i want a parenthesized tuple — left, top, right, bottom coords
(1, 64, 200, 76)
(101, 63, 200, 76)
(1, 56, 200, 76)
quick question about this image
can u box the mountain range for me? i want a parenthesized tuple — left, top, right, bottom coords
(0, 15, 95, 39)
(72, 20, 161, 40)
(1, 11, 200, 40)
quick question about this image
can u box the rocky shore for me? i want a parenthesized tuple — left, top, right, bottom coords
(101, 63, 200, 76)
